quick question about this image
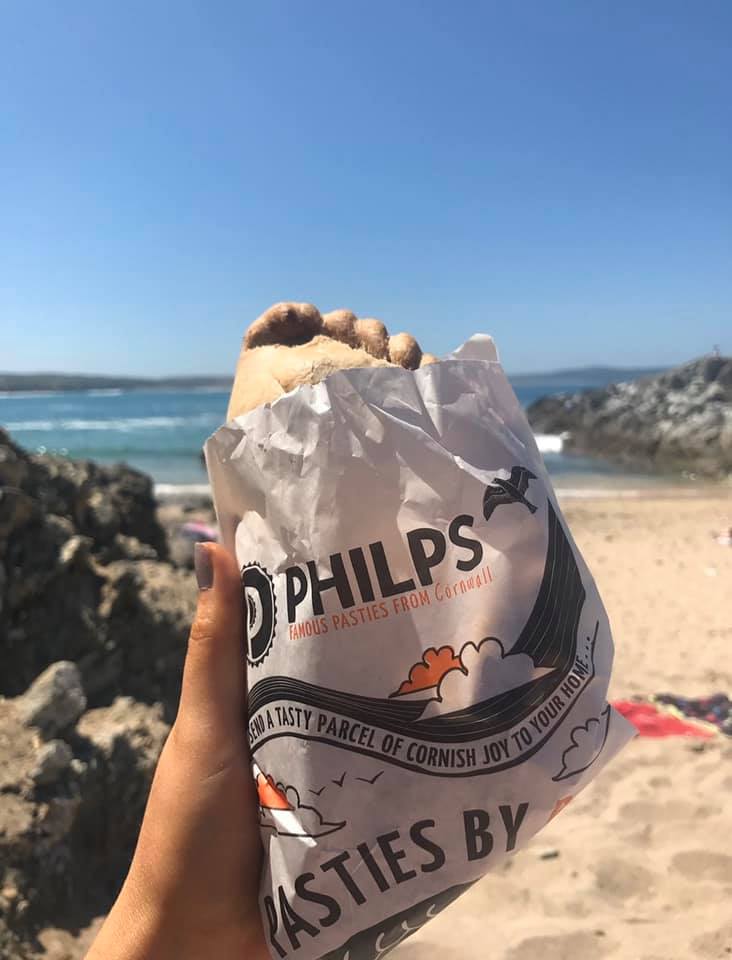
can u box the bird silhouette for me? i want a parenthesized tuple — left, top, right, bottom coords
(483, 466, 538, 521)
(331, 772, 347, 787)
(309, 786, 327, 797)
(355, 771, 384, 785)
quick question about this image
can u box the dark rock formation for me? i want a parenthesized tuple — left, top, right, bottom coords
(0, 429, 194, 705)
(0, 681, 168, 948)
(0, 431, 199, 957)
(88, 559, 195, 709)
(0, 431, 167, 556)
(527, 355, 732, 477)
(14, 663, 87, 739)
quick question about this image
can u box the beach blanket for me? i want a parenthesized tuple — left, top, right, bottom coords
(613, 694, 732, 739)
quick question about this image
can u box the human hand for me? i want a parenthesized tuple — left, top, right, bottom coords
(86, 542, 267, 960)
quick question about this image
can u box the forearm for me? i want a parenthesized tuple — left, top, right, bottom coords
(85, 883, 163, 960)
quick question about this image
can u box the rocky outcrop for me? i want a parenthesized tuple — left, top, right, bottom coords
(0, 677, 168, 946)
(0, 429, 195, 705)
(527, 355, 732, 477)
(0, 431, 198, 957)
(0, 432, 167, 556)
(13, 663, 87, 738)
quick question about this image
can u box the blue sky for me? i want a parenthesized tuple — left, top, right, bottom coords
(2, 1, 730, 375)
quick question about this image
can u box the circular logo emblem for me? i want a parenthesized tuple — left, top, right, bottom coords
(241, 562, 277, 666)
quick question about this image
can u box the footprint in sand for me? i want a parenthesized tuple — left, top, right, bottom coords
(619, 800, 722, 822)
(671, 850, 732, 883)
(396, 945, 464, 960)
(647, 775, 673, 788)
(691, 922, 732, 959)
(227, 302, 438, 418)
(506, 930, 613, 960)
(595, 857, 656, 900)
(593, 857, 656, 900)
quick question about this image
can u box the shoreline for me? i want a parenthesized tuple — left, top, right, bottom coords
(4, 426, 732, 959)
(154, 481, 732, 504)
(556, 484, 732, 500)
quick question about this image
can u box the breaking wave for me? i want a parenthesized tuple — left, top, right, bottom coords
(3, 414, 219, 432)
(155, 483, 211, 500)
(534, 433, 564, 454)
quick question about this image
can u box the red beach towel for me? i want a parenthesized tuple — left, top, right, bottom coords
(613, 700, 715, 739)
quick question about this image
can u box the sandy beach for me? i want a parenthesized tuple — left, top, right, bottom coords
(406, 492, 732, 960)
(27, 491, 732, 960)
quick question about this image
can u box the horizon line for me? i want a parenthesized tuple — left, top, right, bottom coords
(0, 361, 682, 383)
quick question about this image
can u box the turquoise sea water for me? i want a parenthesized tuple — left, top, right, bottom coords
(0, 382, 656, 489)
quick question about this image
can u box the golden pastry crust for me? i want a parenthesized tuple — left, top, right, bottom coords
(228, 302, 437, 418)
(244, 302, 323, 350)
(322, 309, 359, 347)
(388, 333, 422, 370)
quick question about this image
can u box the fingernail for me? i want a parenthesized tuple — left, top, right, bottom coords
(194, 543, 214, 591)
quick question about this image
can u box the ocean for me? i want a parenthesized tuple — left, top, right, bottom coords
(0, 382, 658, 494)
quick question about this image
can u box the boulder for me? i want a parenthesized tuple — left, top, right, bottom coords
(527, 355, 732, 477)
(73, 698, 170, 896)
(30, 741, 74, 787)
(0, 431, 192, 705)
(0, 432, 194, 956)
(14, 663, 87, 739)
(91, 560, 195, 716)
(0, 698, 86, 937)
(0, 428, 167, 558)
(0, 691, 169, 943)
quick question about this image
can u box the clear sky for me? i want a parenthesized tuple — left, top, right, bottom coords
(2, 1, 730, 376)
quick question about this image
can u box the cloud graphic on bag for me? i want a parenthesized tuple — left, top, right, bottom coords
(391, 646, 463, 697)
(420, 638, 554, 718)
(257, 773, 346, 842)
(552, 706, 612, 781)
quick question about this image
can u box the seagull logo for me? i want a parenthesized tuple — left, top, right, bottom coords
(482, 466, 537, 521)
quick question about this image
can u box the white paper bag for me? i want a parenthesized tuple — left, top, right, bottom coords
(204, 336, 634, 960)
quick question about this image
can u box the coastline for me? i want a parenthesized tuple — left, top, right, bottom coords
(153, 480, 732, 504)
(555, 484, 732, 500)
(7, 378, 729, 491)
(15, 483, 732, 959)
(3, 419, 732, 959)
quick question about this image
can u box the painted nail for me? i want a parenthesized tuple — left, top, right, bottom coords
(194, 542, 214, 591)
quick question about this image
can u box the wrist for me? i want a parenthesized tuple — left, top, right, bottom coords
(85, 883, 167, 960)
(86, 877, 269, 960)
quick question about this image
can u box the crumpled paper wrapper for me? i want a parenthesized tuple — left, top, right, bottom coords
(205, 335, 635, 960)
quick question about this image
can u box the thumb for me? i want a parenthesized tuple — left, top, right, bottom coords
(176, 541, 246, 741)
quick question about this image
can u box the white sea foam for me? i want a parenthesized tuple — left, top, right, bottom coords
(86, 388, 123, 397)
(0, 391, 65, 399)
(4, 414, 218, 432)
(155, 481, 699, 503)
(534, 433, 565, 454)
(3, 420, 57, 431)
(155, 483, 211, 501)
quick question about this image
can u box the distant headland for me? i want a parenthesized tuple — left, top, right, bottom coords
(0, 373, 233, 393)
(0, 366, 665, 394)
